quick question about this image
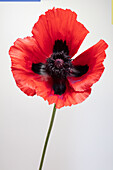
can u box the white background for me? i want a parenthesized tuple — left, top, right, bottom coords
(0, 0, 113, 170)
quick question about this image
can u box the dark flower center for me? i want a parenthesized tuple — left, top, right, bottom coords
(32, 40, 89, 95)
(54, 59, 64, 68)
(45, 51, 72, 79)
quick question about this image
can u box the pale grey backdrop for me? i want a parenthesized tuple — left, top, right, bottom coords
(0, 0, 113, 170)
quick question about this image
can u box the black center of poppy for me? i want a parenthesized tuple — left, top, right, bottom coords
(32, 40, 89, 95)
(46, 51, 72, 79)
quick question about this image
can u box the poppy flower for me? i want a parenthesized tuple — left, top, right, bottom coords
(9, 8, 108, 109)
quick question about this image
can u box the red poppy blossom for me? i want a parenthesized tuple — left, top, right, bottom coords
(9, 8, 108, 109)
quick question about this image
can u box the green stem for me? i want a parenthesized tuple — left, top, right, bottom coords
(39, 104, 57, 170)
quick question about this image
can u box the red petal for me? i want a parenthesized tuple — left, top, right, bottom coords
(9, 37, 47, 96)
(68, 40, 108, 91)
(12, 70, 36, 96)
(55, 86, 91, 109)
(32, 8, 89, 57)
(35, 80, 91, 109)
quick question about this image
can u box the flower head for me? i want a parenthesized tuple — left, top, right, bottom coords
(9, 8, 108, 109)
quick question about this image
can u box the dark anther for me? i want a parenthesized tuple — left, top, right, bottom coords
(32, 63, 46, 75)
(53, 40, 69, 55)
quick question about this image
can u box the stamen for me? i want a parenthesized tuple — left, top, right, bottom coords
(46, 51, 70, 79)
